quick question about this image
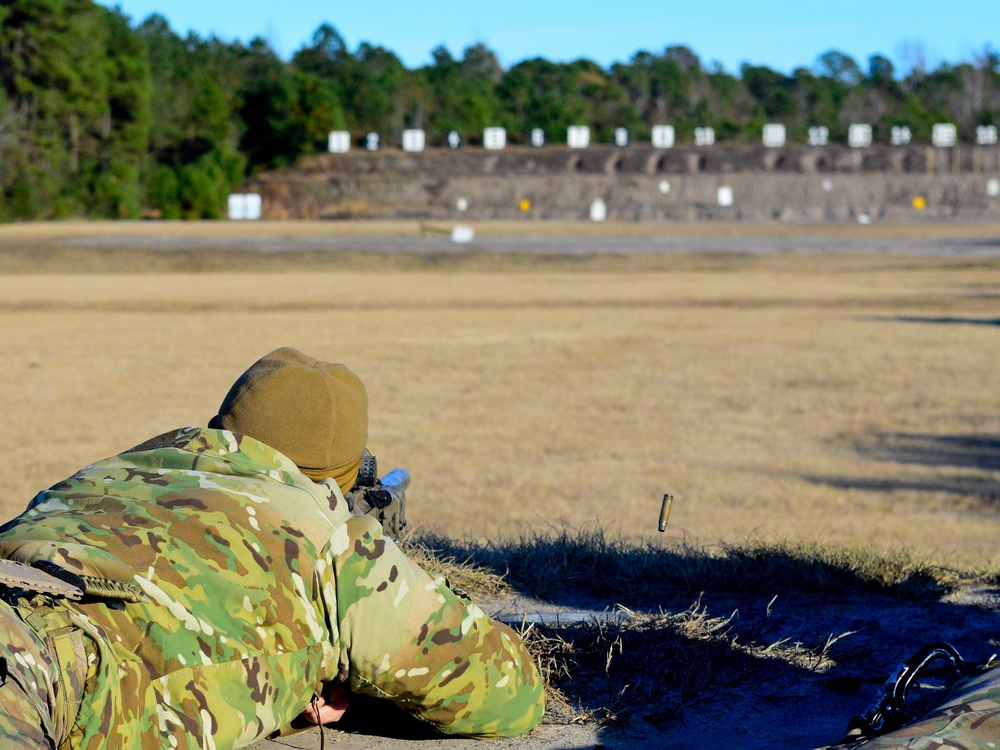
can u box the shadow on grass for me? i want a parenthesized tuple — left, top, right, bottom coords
(801, 473, 1000, 503)
(857, 432, 1000, 472)
(874, 315, 1000, 326)
(415, 528, 948, 608)
(802, 432, 1000, 508)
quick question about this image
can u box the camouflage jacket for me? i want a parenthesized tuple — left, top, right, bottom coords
(819, 662, 1000, 750)
(0, 427, 544, 748)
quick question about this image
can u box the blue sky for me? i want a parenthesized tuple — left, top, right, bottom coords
(99, 0, 994, 74)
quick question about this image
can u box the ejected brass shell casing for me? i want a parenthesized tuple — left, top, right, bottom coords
(658, 494, 673, 532)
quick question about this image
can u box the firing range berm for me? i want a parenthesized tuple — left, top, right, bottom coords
(245, 143, 1000, 222)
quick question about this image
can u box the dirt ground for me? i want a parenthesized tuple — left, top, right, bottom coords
(251, 582, 1000, 749)
(1, 220, 999, 749)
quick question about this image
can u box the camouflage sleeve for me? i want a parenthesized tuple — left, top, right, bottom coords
(329, 515, 544, 737)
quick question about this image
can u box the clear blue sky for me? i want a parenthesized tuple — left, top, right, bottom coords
(98, 0, 995, 75)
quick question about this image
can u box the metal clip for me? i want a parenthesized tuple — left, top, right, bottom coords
(848, 642, 967, 740)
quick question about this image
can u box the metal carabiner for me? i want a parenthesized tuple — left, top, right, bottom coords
(845, 642, 968, 741)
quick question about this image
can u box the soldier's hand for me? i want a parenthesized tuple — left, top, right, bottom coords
(302, 682, 350, 725)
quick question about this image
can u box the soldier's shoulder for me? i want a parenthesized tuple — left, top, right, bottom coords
(125, 426, 225, 455)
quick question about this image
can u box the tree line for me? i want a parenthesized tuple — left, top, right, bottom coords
(1, 0, 998, 221)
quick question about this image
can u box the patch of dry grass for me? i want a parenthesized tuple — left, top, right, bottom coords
(1, 225, 998, 568)
(520, 603, 843, 726)
(3, 223, 998, 743)
(402, 534, 508, 597)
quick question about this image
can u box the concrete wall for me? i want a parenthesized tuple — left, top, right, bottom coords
(245, 144, 1000, 222)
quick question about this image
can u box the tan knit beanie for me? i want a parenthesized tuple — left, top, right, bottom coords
(210, 348, 368, 493)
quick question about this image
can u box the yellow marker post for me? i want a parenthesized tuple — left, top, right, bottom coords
(519, 199, 531, 212)
(913, 196, 926, 210)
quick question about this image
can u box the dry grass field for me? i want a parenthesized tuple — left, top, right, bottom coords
(1, 220, 999, 570)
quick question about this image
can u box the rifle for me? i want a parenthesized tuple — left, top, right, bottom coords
(344, 449, 409, 542)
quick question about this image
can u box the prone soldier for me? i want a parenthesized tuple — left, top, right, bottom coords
(0, 347, 544, 748)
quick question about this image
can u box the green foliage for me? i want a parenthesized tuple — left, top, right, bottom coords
(0, 0, 150, 218)
(418, 44, 503, 143)
(1, 4, 998, 220)
(145, 164, 181, 219)
(174, 149, 244, 219)
(134, 14, 245, 217)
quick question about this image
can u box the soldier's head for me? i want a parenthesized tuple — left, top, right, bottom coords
(210, 347, 368, 493)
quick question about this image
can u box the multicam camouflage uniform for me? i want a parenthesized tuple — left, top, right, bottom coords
(0, 427, 544, 748)
(820, 663, 1000, 750)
